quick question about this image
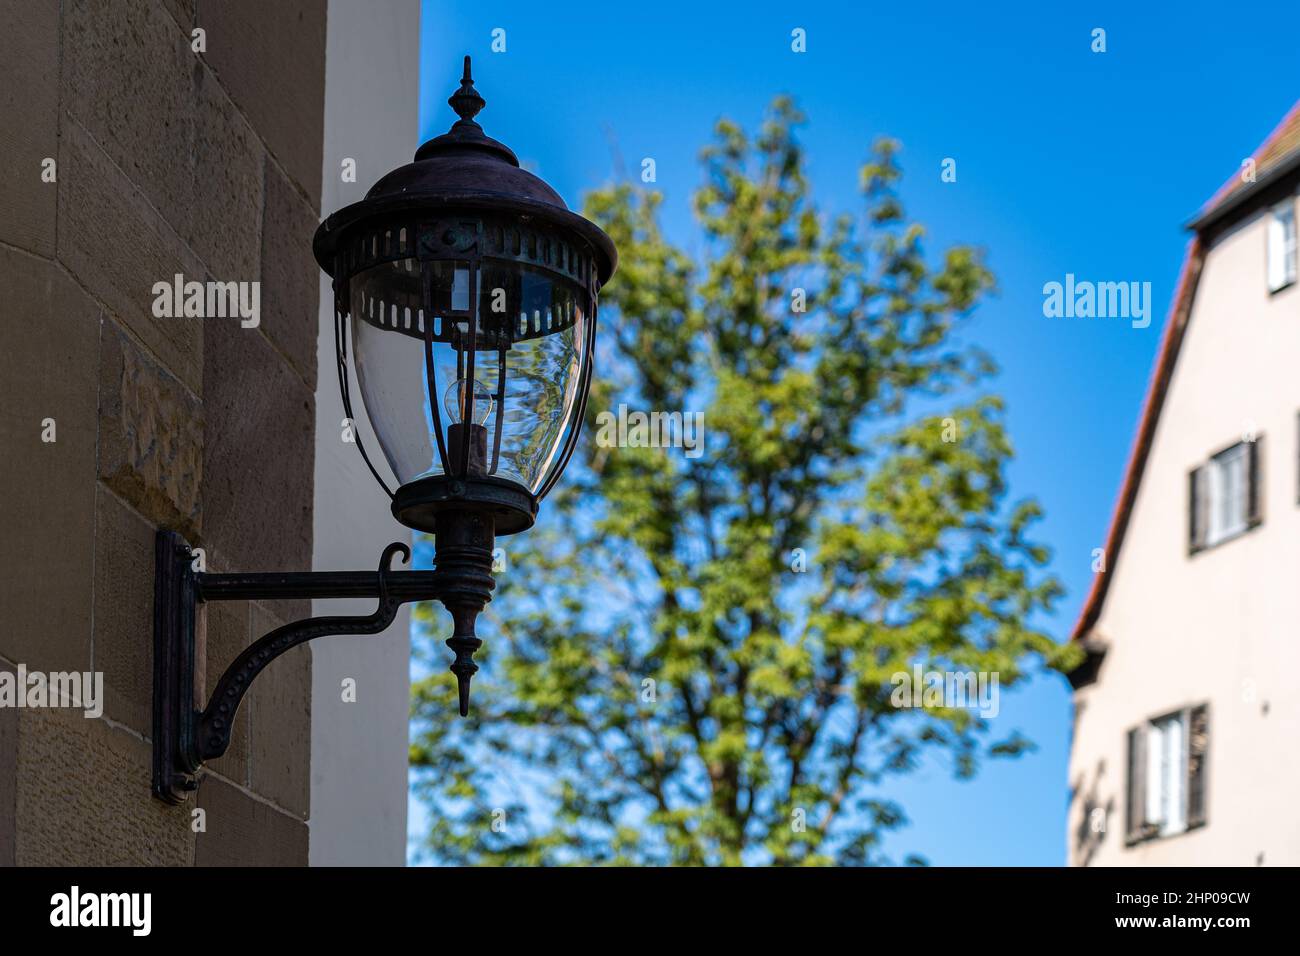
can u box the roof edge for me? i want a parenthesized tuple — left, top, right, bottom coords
(1069, 237, 1205, 647)
(1187, 148, 1300, 233)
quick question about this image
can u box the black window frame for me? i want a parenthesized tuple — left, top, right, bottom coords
(1188, 436, 1262, 556)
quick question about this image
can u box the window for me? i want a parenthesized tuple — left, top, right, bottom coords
(1267, 198, 1297, 293)
(1126, 704, 1209, 844)
(1145, 713, 1185, 835)
(1189, 438, 1261, 552)
(1208, 443, 1247, 541)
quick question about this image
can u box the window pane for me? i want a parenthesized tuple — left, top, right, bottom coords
(1207, 444, 1248, 544)
(1157, 713, 1186, 836)
(1287, 210, 1298, 284)
(1225, 447, 1246, 535)
(1269, 203, 1297, 290)
(1145, 720, 1164, 826)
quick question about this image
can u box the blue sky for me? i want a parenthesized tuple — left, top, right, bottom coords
(412, 0, 1300, 864)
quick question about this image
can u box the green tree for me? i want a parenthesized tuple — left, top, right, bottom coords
(410, 97, 1080, 866)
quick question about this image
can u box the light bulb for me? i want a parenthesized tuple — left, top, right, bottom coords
(444, 378, 494, 425)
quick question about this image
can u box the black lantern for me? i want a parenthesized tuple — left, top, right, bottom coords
(313, 56, 615, 531)
(313, 54, 615, 711)
(152, 57, 615, 803)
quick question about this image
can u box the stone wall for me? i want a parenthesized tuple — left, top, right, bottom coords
(0, 0, 327, 865)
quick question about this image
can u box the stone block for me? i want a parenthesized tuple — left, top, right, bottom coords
(58, 121, 206, 395)
(14, 708, 194, 866)
(201, 317, 314, 575)
(92, 484, 157, 735)
(260, 160, 321, 390)
(0, 661, 15, 866)
(186, 66, 264, 283)
(98, 323, 204, 537)
(195, 775, 308, 865)
(199, 0, 326, 201)
(61, 0, 196, 234)
(161, 0, 195, 31)
(0, 0, 58, 256)
(0, 247, 99, 674)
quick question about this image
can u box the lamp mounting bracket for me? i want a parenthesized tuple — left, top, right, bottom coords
(152, 522, 494, 804)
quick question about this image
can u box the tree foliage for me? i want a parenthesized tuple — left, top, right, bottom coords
(410, 97, 1080, 866)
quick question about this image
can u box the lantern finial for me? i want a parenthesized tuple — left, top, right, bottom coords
(410, 55, 519, 165)
(447, 54, 485, 127)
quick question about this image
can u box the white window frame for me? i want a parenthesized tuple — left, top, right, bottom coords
(1267, 196, 1297, 293)
(1206, 443, 1249, 546)
(1146, 712, 1187, 837)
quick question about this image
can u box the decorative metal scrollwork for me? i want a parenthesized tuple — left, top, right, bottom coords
(195, 543, 411, 761)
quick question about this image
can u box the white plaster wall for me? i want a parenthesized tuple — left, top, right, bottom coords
(1068, 193, 1300, 865)
(309, 0, 421, 866)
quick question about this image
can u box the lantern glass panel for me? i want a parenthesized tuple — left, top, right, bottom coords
(348, 256, 591, 495)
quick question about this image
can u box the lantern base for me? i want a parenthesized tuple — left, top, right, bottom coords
(391, 475, 537, 536)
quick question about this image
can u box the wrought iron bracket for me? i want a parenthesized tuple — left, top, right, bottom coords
(152, 522, 494, 804)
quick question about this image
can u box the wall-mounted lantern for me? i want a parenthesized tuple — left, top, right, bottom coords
(153, 57, 616, 803)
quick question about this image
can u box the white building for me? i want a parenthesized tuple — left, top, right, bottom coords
(1068, 102, 1300, 866)
(309, 0, 420, 865)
